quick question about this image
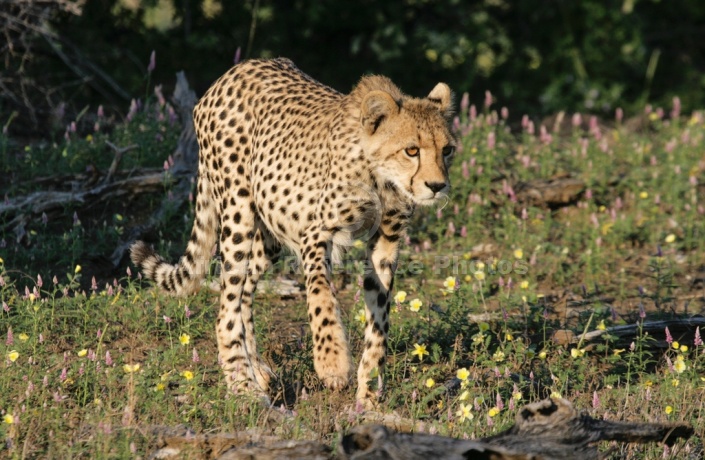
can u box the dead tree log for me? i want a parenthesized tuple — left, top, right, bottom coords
(0, 71, 199, 255)
(513, 176, 585, 208)
(148, 398, 694, 460)
(556, 317, 705, 350)
(109, 71, 199, 266)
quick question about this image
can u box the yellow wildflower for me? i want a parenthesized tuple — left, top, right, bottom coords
(443, 276, 457, 290)
(28, 293, 36, 303)
(474, 271, 486, 281)
(512, 392, 522, 400)
(464, 274, 472, 282)
(353, 240, 365, 249)
(665, 405, 673, 415)
(520, 280, 529, 289)
(155, 383, 165, 392)
(123, 363, 140, 373)
(77, 349, 88, 357)
(672, 341, 680, 350)
(671, 379, 680, 387)
(680, 345, 688, 353)
(355, 309, 366, 324)
(18, 333, 29, 341)
(0, 257, 4, 265)
(179, 333, 190, 345)
(538, 350, 547, 360)
(409, 298, 423, 312)
(181, 370, 194, 381)
(612, 348, 626, 356)
(674, 356, 687, 374)
(74, 265, 82, 274)
(476, 261, 485, 270)
(7, 350, 19, 362)
(596, 320, 606, 331)
(458, 390, 470, 401)
(488, 407, 500, 417)
(550, 391, 562, 399)
(570, 348, 585, 359)
(3, 414, 13, 424)
(639, 191, 649, 199)
(456, 403, 474, 422)
(425, 378, 435, 388)
(492, 350, 505, 362)
(665, 234, 676, 243)
(456, 368, 470, 381)
(513, 249, 523, 259)
(411, 343, 429, 360)
(394, 291, 407, 303)
(644, 380, 653, 387)
(505, 332, 513, 341)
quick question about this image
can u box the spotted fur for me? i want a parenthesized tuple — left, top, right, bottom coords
(131, 58, 456, 405)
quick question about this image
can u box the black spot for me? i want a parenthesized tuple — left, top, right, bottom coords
(364, 277, 379, 291)
(377, 292, 387, 306)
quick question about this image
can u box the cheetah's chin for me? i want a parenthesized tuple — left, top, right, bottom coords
(415, 195, 447, 207)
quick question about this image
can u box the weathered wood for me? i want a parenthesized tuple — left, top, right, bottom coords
(148, 398, 694, 460)
(513, 176, 585, 208)
(0, 171, 170, 217)
(560, 317, 705, 349)
(109, 71, 199, 266)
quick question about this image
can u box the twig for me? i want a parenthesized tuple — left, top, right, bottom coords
(103, 141, 138, 184)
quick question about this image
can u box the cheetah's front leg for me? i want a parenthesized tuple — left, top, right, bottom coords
(302, 228, 353, 390)
(356, 221, 403, 406)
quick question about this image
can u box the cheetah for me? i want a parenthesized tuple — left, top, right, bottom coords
(130, 58, 456, 405)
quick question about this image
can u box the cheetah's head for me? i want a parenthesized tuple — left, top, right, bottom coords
(358, 79, 456, 206)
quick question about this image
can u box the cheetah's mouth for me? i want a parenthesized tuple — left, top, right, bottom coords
(414, 191, 448, 207)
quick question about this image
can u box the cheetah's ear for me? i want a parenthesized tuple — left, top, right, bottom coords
(361, 90, 400, 135)
(427, 83, 452, 114)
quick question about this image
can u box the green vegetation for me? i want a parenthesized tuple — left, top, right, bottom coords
(1, 82, 704, 457)
(4, 0, 705, 136)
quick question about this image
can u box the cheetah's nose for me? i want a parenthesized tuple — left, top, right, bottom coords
(425, 182, 447, 194)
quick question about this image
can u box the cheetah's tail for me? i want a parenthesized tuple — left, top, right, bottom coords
(129, 241, 203, 296)
(130, 176, 218, 296)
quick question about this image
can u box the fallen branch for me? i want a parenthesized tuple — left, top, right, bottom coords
(148, 398, 694, 460)
(556, 317, 705, 349)
(108, 71, 199, 266)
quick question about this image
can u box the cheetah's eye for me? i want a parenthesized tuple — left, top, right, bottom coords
(442, 146, 455, 157)
(405, 147, 419, 157)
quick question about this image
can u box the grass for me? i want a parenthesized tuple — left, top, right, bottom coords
(1, 87, 704, 458)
